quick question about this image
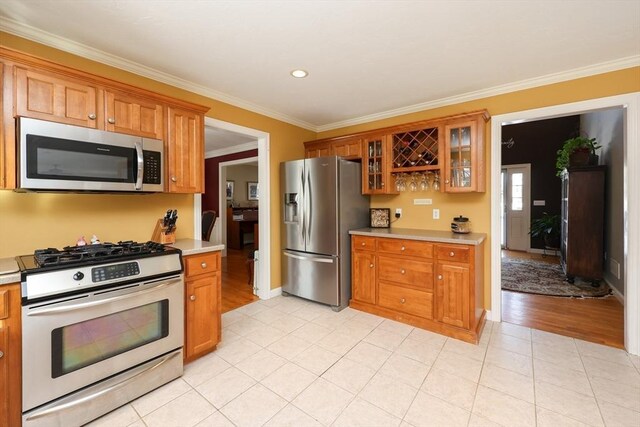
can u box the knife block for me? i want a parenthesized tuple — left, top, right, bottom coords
(151, 218, 176, 244)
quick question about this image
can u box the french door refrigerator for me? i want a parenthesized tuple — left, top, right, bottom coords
(281, 156, 369, 310)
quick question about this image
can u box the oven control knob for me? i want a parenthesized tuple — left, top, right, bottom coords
(73, 272, 84, 281)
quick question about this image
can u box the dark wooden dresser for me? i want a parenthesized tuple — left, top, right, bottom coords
(560, 166, 605, 283)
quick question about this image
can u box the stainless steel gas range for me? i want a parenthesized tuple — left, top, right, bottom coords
(16, 241, 185, 427)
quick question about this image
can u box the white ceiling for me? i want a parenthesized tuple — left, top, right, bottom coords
(1, 1, 639, 131)
(204, 126, 256, 153)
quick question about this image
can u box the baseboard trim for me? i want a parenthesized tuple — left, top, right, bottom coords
(485, 310, 494, 322)
(269, 287, 282, 299)
(604, 279, 624, 304)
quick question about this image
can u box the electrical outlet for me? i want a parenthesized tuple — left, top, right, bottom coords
(433, 208, 440, 219)
(395, 208, 402, 218)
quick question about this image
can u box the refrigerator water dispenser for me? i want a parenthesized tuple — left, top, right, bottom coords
(284, 193, 299, 223)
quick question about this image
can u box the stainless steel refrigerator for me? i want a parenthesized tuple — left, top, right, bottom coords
(281, 156, 370, 310)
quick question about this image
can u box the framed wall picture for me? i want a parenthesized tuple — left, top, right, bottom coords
(247, 182, 259, 200)
(370, 208, 390, 228)
(226, 181, 234, 200)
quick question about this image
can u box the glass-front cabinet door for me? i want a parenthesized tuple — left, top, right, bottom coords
(363, 136, 394, 194)
(444, 119, 484, 192)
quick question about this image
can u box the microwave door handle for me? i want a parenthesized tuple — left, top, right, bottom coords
(134, 142, 144, 190)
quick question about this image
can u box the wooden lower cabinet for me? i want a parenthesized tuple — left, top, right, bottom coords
(183, 252, 221, 363)
(350, 235, 485, 343)
(0, 283, 21, 427)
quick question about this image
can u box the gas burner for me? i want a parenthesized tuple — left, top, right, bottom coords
(33, 241, 167, 267)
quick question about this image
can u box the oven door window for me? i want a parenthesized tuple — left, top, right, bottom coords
(26, 134, 136, 183)
(51, 300, 169, 378)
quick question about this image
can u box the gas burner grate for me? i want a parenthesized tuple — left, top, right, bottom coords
(33, 241, 166, 267)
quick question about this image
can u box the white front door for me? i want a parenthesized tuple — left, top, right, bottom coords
(503, 164, 531, 251)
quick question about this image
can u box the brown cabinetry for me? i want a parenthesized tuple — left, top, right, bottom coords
(363, 135, 396, 194)
(560, 166, 605, 283)
(305, 142, 331, 158)
(0, 283, 21, 427)
(350, 235, 485, 343)
(184, 252, 221, 363)
(166, 107, 204, 193)
(105, 90, 163, 139)
(443, 114, 487, 192)
(332, 138, 362, 159)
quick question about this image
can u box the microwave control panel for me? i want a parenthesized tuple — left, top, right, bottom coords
(143, 151, 162, 184)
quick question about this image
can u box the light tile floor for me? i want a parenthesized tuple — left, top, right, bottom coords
(87, 296, 640, 427)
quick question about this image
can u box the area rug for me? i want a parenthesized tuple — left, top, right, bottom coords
(501, 258, 611, 298)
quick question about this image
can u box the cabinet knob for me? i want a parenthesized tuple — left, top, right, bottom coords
(445, 179, 450, 184)
(369, 264, 374, 268)
(401, 246, 406, 251)
(107, 117, 116, 124)
(449, 251, 455, 257)
(190, 295, 196, 301)
(201, 262, 207, 269)
(361, 242, 366, 246)
(400, 298, 406, 304)
(438, 274, 443, 280)
(88, 113, 96, 120)
(401, 269, 406, 274)
(381, 182, 385, 187)
(171, 176, 177, 182)
(0, 350, 3, 358)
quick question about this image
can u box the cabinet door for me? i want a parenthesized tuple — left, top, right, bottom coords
(167, 107, 203, 193)
(352, 251, 376, 304)
(332, 138, 362, 159)
(0, 284, 21, 427)
(363, 136, 395, 194)
(185, 274, 220, 360)
(444, 118, 485, 192)
(435, 263, 470, 328)
(105, 91, 163, 139)
(305, 144, 330, 158)
(15, 67, 99, 128)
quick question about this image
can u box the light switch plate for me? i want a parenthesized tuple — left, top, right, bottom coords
(413, 199, 432, 205)
(433, 208, 440, 219)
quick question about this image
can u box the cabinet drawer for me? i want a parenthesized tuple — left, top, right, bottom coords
(436, 245, 470, 263)
(353, 235, 376, 251)
(378, 282, 433, 319)
(378, 256, 433, 290)
(377, 239, 433, 258)
(185, 252, 220, 277)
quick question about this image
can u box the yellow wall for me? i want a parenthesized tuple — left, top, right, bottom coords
(0, 33, 315, 290)
(317, 66, 640, 309)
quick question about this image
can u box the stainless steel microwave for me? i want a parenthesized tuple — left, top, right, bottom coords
(17, 117, 164, 192)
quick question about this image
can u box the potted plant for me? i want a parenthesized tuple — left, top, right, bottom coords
(530, 212, 561, 249)
(556, 136, 601, 176)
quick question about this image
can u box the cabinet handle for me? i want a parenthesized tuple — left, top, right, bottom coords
(400, 298, 406, 304)
(401, 269, 406, 274)
(88, 113, 96, 120)
(171, 176, 177, 182)
(107, 117, 116, 124)
(201, 262, 207, 269)
(401, 246, 406, 251)
(190, 295, 196, 301)
(449, 251, 455, 257)
(369, 264, 374, 268)
(438, 274, 443, 280)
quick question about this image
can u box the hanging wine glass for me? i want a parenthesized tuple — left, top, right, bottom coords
(394, 174, 403, 192)
(419, 172, 429, 191)
(399, 173, 408, 192)
(409, 172, 418, 192)
(433, 171, 441, 191)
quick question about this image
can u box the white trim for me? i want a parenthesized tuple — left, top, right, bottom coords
(491, 92, 640, 355)
(270, 287, 283, 299)
(502, 163, 532, 252)
(317, 57, 640, 132)
(606, 279, 625, 305)
(0, 17, 317, 132)
(205, 141, 258, 159)
(484, 310, 493, 322)
(193, 194, 202, 241)
(3, 16, 639, 134)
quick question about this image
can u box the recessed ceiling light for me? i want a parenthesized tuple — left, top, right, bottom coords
(290, 69, 308, 78)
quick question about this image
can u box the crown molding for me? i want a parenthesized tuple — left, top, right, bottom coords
(205, 141, 259, 159)
(0, 17, 318, 132)
(316, 55, 640, 132)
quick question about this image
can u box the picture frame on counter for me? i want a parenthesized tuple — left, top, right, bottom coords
(247, 182, 259, 200)
(226, 181, 234, 200)
(369, 208, 390, 228)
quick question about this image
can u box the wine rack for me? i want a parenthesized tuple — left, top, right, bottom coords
(391, 127, 439, 172)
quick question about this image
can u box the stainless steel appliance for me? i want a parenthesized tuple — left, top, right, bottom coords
(18, 117, 164, 192)
(16, 241, 184, 427)
(281, 156, 369, 310)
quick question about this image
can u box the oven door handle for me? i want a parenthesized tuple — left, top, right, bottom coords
(23, 350, 182, 422)
(25, 277, 182, 316)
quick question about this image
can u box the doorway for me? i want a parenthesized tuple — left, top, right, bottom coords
(501, 163, 531, 252)
(491, 93, 640, 354)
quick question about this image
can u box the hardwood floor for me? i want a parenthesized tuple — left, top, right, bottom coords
(221, 247, 259, 313)
(501, 250, 625, 349)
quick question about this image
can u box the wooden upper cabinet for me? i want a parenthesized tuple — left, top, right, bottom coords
(305, 141, 331, 158)
(363, 135, 396, 195)
(331, 138, 362, 159)
(105, 90, 163, 139)
(443, 112, 487, 193)
(167, 106, 203, 193)
(15, 66, 99, 128)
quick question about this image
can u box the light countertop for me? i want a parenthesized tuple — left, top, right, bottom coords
(349, 228, 486, 246)
(170, 239, 225, 256)
(0, 257, 20, 285)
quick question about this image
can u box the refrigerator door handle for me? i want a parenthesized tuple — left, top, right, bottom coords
(306, 170, 312, 244)
(283, 250, 335, 264)
(299, 168, 306, 244)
